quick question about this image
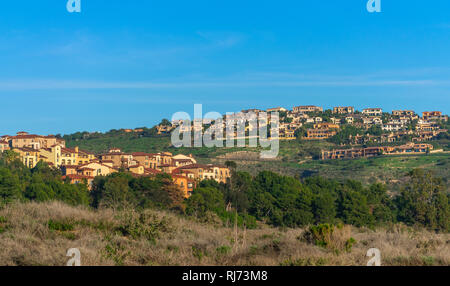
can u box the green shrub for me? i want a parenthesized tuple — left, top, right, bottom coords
(192, 246, 207, 261)
(216, 245, 231, 256)
(47, 219, 74, 232)
(303, 223, 356, 252)
(0, 216, 8, 234)
(116, 210, 173, 243)
(102, 237, 129, 266)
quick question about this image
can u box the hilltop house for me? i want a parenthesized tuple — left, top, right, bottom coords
(333, 106, 354, 114)
(293, 105, 323, 113)
(362, 108, 383, 117)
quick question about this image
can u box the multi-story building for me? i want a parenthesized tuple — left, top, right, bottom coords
(38, 145, 62, 167)
(392, 110, 415, 117)
(382, 122, 405, 132)
(313, 123, 340, 130)
(12, 147, 40, 168)
(305, 128, 337, 140)
(172, 164, 231, 184)
(322, 143, 434, 160)
(156, 125, 174, 135)
(362, 108, 383, 117)
(98, 148, 135, 168)
(267, 107, 287, 113)
(9, 132, 61, 149)
(61, 146, 96, 166)
(416, 122, 440, 132)
(0, 140, 9, 153)
(293, 105, 323, 113)
(333, 106, 354, 114)
(62, 162, 120, 189)
(62, 162, 118, 177)
(422, 111, 447, 121)
(171, 175, 196, 198)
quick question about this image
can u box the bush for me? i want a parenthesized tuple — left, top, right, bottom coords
(302, 223, 356, 252)
(216, 245, 231, 256)
(0, 216, 8, 233)
(47, 219, 75, 232)
(116, 210, 173, 243)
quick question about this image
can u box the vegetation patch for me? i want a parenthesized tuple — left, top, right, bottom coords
(280, 257, 327, 266)
(116, 210, 174, 243)
(0, 216, 9, 234)
(302, 224, 356, 253)
(47, 219, 75, 232)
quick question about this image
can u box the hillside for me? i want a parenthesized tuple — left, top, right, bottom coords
(0, 201, 448, 266)
(64, 132, 450, 185)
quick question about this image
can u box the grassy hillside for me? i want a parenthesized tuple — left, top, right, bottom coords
(208, 153, 450, 185)
(0, 201, 448, 266)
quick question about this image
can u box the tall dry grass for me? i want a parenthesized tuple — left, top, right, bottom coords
(0, 201, 448, 266)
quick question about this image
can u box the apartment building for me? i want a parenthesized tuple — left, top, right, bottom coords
(416, 122, 440, 132)
(38, 145, 62, 167)
(157, 125, 174, 135)
(62, 174, 95, 188)
(363, 117, 383, 127)
(0, 140, 9, 152)
(62, 162, 120, 189)
(293, 105, 323, 113)
(333, 106, 354, 114)
(13, 147, 40, 168)
(9, 133, 62, 149)
(392, 110, 415, 117)
(241, 108, 264, 114)
(171, 175, 196, 198)
(266, 107, 287, 113)
(422, 111, 447, 121)
(172, 164, 231, 184)
(99, 149, 134, 168)
(131, 152, 158, 169)
(382, 122, 405, 132)
(61, 146, 96, 166)
(322, 143, 434, 160)
(345, 116, 355, 124)
(313, 122, 340, 130)
(305, 128, 337, 140)
(362, 108, 383, 117)
(62, 162, 118, 177)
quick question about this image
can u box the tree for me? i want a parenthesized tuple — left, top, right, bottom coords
(0, 168, 22, 203)
(225, 161, 237, 170)
(186, 187, 226, 217)
(160, 119, 171, 126)
(396, 169, 448, 231)
(313, 191, 337, 224)
(100, 175, 133, 210)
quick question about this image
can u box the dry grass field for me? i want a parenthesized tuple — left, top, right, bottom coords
(0, 201, 448, 266)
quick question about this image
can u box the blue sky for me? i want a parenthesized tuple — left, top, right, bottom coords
(0, 0, 449, 135)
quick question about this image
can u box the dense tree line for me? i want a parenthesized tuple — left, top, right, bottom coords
(185, 167, 449, 232)
(0, 151, 90, 206)
(0, 151, 448, 232)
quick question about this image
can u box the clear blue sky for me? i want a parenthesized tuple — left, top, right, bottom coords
(1, 1, 449, 135)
